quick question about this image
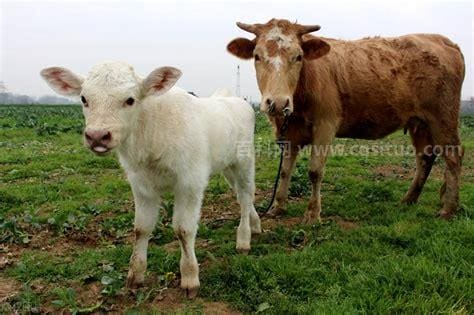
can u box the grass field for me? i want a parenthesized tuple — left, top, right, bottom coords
(1, 105, 473, 314)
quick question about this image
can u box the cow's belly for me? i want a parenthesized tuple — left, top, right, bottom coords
(336, 103, 408, 140)
(336, 117, 403, 139)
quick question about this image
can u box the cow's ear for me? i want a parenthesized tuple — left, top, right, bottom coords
(227, 38, 256, 59)
(302, 38, 330, 60)
(142, 67, 182, 97)
(40, 67, 83, 96)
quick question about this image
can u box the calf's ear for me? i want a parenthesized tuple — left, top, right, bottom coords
(142, 67, 182, 97)
(227, 38, 256, 59)
(40, 67, 83, 96)
(302, 38, 330, 60)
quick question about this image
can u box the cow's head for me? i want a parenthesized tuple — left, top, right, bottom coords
(227, 19, 330, 116)
(40, 62, 181, 155)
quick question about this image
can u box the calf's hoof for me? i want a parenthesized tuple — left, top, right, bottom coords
(302, 211, 322, 225)
(250, 218, 262, 235)
(126, 271, 144, 289)
(181, 276, 200, 299)
(236, 246, 250, 255)
(185, 287, 199, 299)
(251, 225, 262, 235)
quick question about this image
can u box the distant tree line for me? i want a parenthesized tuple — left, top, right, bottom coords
(0, 92, 77, 105)
(461, 98, 474, 115)
(0, 88, 473, 113)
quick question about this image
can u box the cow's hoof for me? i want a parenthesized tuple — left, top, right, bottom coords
(302, 212, 322, 225)
(401, 195, 417, 204)
(438, 208, 455, 220)
(266, 205, 286, 217)
(126, 272, 144, 289)
(184, 287, 199, 299)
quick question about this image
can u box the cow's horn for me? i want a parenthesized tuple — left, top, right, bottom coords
(298, 24, 321, 35)
(236, 22, 261, 35)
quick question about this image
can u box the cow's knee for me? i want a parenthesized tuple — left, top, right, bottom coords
(308, 169, 321, 183)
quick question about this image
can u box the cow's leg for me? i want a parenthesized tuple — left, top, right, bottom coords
(126, 189, 160, 288)
(225, 160, 261, 253)
(304, 124, 335, 224)
(438, 143, 463, 219)
(439, 181, 447, 207)
(172, 187, 204, 298)
(402, 123, 436, 204)
(427, 112, 463, 219)
(267, 145, 300, 217)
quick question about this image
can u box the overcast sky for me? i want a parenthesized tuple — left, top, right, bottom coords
(1, 0, 473, 101)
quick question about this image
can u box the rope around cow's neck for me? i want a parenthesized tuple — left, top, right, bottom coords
(264, 115, 290, 213)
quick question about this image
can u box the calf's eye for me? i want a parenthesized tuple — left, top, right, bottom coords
(295, 55, 303, 62)
(254, 54, 261, 61)
(125, 97, 135, 106)
(81, 96, 88, 107)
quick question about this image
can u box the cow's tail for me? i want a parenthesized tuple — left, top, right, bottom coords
(211, 88, 233, 98)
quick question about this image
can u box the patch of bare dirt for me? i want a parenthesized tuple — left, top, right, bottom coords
(326, 216, 359, 230)
(261, 216, 302, 230)
(0, 277, 20, 304)
(151, 288, 240, 314)
(201, 192, 238, 223)
(374, 163, 445, 181)
(162, 239, 212, 253)
(374, 165, 411, 179)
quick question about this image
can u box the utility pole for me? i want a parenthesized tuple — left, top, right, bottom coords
(236, 65, 241, 97)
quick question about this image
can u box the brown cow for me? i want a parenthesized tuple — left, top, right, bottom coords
(227, 19, 465, 223)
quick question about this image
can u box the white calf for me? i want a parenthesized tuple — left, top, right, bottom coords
(40, 61, 261, 297)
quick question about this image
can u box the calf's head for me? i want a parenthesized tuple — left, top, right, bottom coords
(227, 19, 330, 116)
(40, 62, 181, 155)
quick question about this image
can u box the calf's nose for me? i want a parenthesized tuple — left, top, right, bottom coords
(85, 129, 112, 146)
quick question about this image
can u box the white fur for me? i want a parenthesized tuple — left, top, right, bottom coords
(265, 26, 293, 49)
(40, 61, 261, 294)
(263, 26, 293, 72)
(269, 56, 283, 71)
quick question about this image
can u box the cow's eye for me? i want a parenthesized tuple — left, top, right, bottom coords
(81, 96, 88, 107)
(254, 54, 261, 61)
(125, 97, 135, 106)
(295, 55, 303, 62)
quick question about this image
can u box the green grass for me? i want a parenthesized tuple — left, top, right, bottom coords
(1, 105, 473, 314)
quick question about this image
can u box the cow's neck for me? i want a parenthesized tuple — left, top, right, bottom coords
(293, 60, 319, 116)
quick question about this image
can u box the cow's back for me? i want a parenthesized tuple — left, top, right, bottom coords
(311, 34, 465, 139)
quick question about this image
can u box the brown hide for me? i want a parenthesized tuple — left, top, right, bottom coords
(271, 33, 465, 144)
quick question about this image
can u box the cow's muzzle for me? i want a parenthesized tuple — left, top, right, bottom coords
(263, 97, 293, 116)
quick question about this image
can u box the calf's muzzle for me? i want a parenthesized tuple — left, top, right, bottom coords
(85, 129, 112, 154)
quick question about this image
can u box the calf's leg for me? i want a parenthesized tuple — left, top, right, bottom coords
(126, 192, 160, 288)
(172, 188, 204, 298)
(225, 160, 261, 253)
